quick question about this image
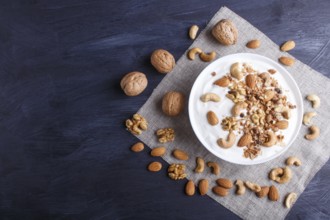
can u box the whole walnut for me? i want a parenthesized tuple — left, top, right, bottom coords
(212, 19, 238, 45)
(120, 71, 148, 96)
(151, 49, 175, 74)
(162, 91, 185, 116)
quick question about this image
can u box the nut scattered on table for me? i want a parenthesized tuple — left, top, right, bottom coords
(306, 94, 320, 108)
(207, 161, 220, 175)
(245, 181, 261, 192)
(303, 112, 317, 126)
(162, 91, 185, 116)
(125, 114, 148, 135)
(279, 56, 295, 66)
(148, 161, 162, 172)
(131, 142, 144, 152)
(187, 47, 203, 60)
(199, 51, 216, 62)
(216, 178, 233, 189)
(286, 156, 302, 166)
(235, 180, 246, 195)
(256, 186, 270, 198)
(212, 19, 238, 45)
(150, 146, 166, 157)
(185, 180, 195, 196)
(172, 149, 189, 161)
(305, 125, 320, 140)
(246, 39, 260, 49)
(168, 164, 187, 180)
(151, 49, 175, 74)
(269, 166, 292, 184)
(268, 185, 279, 201)
(280, 40, 295, 52)
(120, 71, 148, 96)
(189, 25, 199, 40)
(284, 192, 297, 208)
(156, 128, 175, 143)
(212, 186, 229, 197)
(198, 179, 209, 195)
(194, 157, 205, 173)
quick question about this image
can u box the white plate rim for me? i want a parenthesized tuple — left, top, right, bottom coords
(188, 53, 303, 165)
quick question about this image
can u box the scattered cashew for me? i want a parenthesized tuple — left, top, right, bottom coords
(262, 130, 277, 147)
(187, 47, 203, 60)
(235, 180, 246, 195)
(269, 167, 284, 180)
(284, 192, 297, 209)
(194, 157, 205, 173)
(217, 131, 236, 149)
(199, 51, 216, 62)
(207, 161, 220, 175)
(269, 166, 292, 184)
(200, 93, 221, 102)
(305, 125, 320, 140)
(230, 62, 243, 80)
(231, 101, 248, 116)
(303, 112, 317, 126)
(245, 181, 261, 192)
(286, 156, 302, 166)
(189, 25, 199, 40)
(306, 94, 320, 108)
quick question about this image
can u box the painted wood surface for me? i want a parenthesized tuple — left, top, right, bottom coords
(0, 0, 329, 219)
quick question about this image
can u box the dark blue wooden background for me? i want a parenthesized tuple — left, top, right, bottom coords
(0, 0, 329, 219)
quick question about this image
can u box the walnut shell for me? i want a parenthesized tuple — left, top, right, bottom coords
(151, 49, 175, 74)
(212, 19, 238, 45)
(162, 91, 185, 116)
(120, 71, 148, 96)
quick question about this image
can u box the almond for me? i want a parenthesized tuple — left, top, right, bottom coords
(172, 149, 189, 160)
(198, 179, 209, 196)
(237, 133, 252, 147)
(216, 178, 233, 189)
(268, 69, 277, 74)
(268, 185, 279, 201)
(275, 120, 289, 130)
(212, 186, 229, 197)
(150, 146, 166, 157)
(148, 161, 162, 172)
(279, 56, 295, 66)
(256, 186, 270, 198)
(280, 40, 295, 52)
(207, 111, 219, 126)
(246, 39, 260, 49)
(185, 180, 195, 196)
(214, 76, 230, 87)
(131, 142, 144, 152)
(245, 74, 256, 88)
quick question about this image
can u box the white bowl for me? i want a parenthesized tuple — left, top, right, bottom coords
(188, 53, 303, 165)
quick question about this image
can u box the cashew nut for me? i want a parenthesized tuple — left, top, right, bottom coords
(207, 161, 220, 175)
(269, 166, 292, 184)
(187, 47, 202, 60)
(262, 130, 277, 147)
(269, 168, 283, 180)
(217, 131, 236, 149)
(306, 94, 320, 108)
(284, 192, 297, 209)
(199, 51, 216, 62)
(259, 72, 271, 85)
(286, 156, 302, 166)
(303, 112, 317, 126)
(189, 25, 199, 40)
(200, 93, 221, 102)
(305, 125, 320, 140)
(194, 157, 205, 173)
(235, 180, 246, 195)
(245, 181, 261, 192)
(230, 62, 243, 80)
(231, 101, 248, 116)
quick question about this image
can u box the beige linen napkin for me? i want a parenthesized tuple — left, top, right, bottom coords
(134, 6, 330, 220)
